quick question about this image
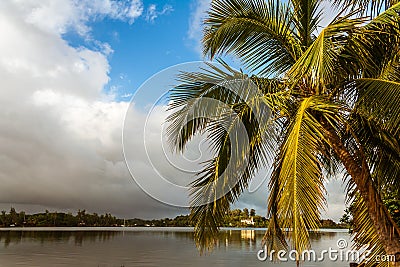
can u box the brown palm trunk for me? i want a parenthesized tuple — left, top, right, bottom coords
(323, 127, 400, 266)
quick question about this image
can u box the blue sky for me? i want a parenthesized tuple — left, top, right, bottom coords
(63, 0, 204, 101)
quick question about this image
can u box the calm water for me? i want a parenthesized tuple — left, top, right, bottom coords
(0, 227, 352, 267)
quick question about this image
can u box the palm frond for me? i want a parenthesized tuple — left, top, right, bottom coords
(167, 61, 244, 150)
(368, 1, 400, 24)
(290, 0, 323, 47)
(166, 62, 288, 251)
(349, 114, 400, 191)
(264, 96, 342, 260)
(332, 0, 399, 16)
(287, 10, 367, 94)
(339, 2, 400, 79)
(348, 193, 390, 267)
(203, 0, 302, 76)
(353, 78, 400, 135)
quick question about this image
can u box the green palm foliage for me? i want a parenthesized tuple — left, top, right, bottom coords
(166, 0, 400, 265)
(333, 0, 400, 16)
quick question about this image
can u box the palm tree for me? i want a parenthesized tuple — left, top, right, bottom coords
(166, 0, 400, 265)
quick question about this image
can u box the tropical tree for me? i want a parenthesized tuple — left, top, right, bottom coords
(166, 0, 400, 265)
(250, 208, 256, 217)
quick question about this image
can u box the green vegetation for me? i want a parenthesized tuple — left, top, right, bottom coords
(221, 209, 267, 227)
(340, 192, 400, 231)
(166, 0, 400, 263)
(126, 209, 269, 228)
(0, 208, 122, 227)
(0, 207, 347, 229)
(384, 190, 400, 228)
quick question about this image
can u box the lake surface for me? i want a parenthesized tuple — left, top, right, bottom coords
(0, 227, 353, 267)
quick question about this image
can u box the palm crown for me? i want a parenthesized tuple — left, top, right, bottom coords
(166, 0, 400, 265)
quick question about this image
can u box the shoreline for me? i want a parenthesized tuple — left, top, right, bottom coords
(0, 226, 350, 232)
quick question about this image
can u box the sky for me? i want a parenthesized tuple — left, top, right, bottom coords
(0, 0, 346, 221)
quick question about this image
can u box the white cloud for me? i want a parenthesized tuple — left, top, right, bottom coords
(187, 0, 211, 56)
(0, 6, 109, 99)
(145, 4, 174, 23)
(126, 0, 145, 22)
(8, 0, 144, 37)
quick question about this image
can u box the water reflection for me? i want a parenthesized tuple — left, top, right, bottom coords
(241, 230, 255, 240)
(0, 230, 121, 247)
(0, 228, 351, 267)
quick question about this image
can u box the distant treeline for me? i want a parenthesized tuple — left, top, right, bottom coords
(0, 208, 123, 227)
(0, 207, 347, 228)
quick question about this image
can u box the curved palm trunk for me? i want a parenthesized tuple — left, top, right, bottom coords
(324, 127, 400, 266)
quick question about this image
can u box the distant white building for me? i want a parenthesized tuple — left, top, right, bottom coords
(240, 217, 255, 225)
